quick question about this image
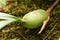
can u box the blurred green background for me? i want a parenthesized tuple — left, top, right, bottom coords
(0, 0, 60, 40)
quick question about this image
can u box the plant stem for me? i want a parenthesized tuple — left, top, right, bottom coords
(38, 0, 59, 34)
(47, 0, 59, 13)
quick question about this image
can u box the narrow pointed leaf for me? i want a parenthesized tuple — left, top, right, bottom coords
(0, 12, 22, 29)
(0, 19, 15, 29)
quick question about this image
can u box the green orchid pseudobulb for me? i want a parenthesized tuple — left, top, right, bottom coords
(0, 9, 48, 29)
(22, 9, 48, 28)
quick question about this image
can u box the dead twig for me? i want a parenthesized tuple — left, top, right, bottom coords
(38, 0, 59, 34)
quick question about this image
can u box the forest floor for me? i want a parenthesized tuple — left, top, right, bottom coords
(0, 0, 60, 40)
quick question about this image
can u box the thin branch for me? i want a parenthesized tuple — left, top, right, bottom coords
(38, 16, 50, 34)
(47, 0, 59, 13)
(38, 0, 59, 34)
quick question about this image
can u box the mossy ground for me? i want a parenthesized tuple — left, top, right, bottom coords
(0, 0, 60, 40)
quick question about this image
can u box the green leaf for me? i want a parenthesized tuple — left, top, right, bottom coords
(0, 12, 21, 29)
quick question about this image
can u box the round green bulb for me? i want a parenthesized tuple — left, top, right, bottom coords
(22, 9, 48, 29)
